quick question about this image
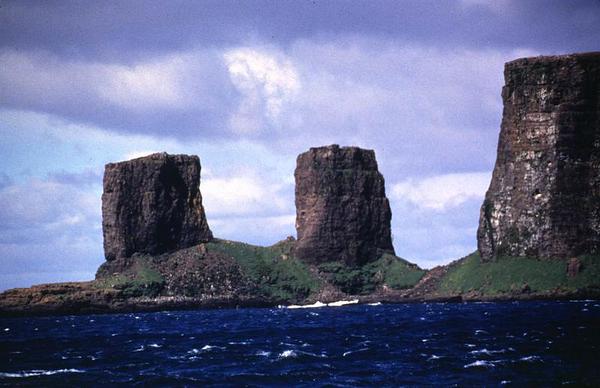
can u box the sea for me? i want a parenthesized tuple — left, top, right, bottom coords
(1, 301, 599, 386)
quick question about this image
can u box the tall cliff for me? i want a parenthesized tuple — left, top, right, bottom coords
(102, 152, 213, 261)
(294, 145, 395, 266)
(478, 52, 600, 260)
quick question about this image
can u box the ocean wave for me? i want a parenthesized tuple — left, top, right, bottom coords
(464, 360, 497, 368)
(368, 302, 382, 306)
(470, 348, 508, 356)
(0, 369, 84, 378)
(286, 300, 359, 309)
(201, 344, 225, 352)
(278, 350, 297, 358)
(343, 348, 369, 357)
(519, 355, 542, 362)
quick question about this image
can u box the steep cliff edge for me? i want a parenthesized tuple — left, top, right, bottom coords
(102, 153, 213, 261)
(294, 145, 395, 266)
(477, 52, 600, 260)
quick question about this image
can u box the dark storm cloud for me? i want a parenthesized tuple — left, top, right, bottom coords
(1, 1, 599, 60)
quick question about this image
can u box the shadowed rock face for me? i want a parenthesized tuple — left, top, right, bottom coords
(102, 153, 212, 261)
(294, 145, 395, 266)
(478, 52, 600, 260)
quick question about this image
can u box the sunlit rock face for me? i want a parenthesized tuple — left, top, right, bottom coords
(294, 145, 395, 266)
(478, 52, 600, 260)
(102, 153, 213, 261)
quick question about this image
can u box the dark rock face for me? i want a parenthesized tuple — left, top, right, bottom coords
(294, 145, 395, 266)
(478, 52, 600, 260)
(102, 153, 213, 261)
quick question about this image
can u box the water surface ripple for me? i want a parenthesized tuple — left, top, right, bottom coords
(1, 301, 599, 386)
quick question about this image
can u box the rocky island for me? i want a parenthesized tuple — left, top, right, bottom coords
(1, 51, 599, 316)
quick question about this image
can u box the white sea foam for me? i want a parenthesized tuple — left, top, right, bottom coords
(286, 299, 359, 309)
(327, 299, 359, 307)
(464, 360, 496, 368)
(0, 369, 84, 378)
(368, 302, 382, 306)
(427, 355, 442, 361)
(3, 328, 9, 332)
(470, 348, 507, 355)
(520, 355, 541, 362)
(132, 345, 145, 352)
(287, 301, 327, 309)
(342, 348, 369, 357)
(279, 350, 297, 358)
(148, 343, 162, 348)
(256, 350, 271, 357)
(475, 329, 488, 335)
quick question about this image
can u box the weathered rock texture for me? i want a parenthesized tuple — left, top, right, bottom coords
(478, 52, 600, 260)
(102, 153, 212, 261)
(294, 145, 395, 266)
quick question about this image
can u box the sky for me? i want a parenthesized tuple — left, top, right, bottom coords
(0, 0, 599, 291)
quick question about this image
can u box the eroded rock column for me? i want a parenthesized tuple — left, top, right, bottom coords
(294, 145, 395, 265)
(102, 152, 213, 260)
(477, 52, 600, 259)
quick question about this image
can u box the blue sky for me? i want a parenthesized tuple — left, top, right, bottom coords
(0, 0, 598, 290)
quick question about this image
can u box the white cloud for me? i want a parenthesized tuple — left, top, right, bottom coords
(392, 172, 492, 211)
(224, 47, 300, 134)
(97, 56, 189, 110)
(202, 171, 292, 217)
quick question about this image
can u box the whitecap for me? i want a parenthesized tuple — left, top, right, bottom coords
(520, 355, 541, 362)
(309, 312, 319, 316)
(501, 381, 511, 385)
(0, 369, 84, 378)
(228, 341, 249, 345)
(470, 348, 507, 356)
(278, 349, 297, 358)
(3, 328, 9, 332)
(148, 344, 162, 348)
(201, 344, 225, 351)
(427, 355, 442, 361)
(368, 302, 382, 306)
(132, 346, 145, 352)
(464, 360, 496, 368)
(256, 350, 271, 357)
(465, 344, 476, 348)
(475, 330, 488, 335)
(342, 348, 369, 357)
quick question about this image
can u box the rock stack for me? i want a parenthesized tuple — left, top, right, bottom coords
(102, 153, 213, 261)
(477, 52, 600, 259)
(294, 145, 395, 266)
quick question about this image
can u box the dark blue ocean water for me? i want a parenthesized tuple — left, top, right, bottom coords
(1, 301, 599, 386)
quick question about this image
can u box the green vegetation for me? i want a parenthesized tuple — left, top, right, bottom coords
(95, 256, 165, 298)
(206, 239, 320, 302)
(318, 253, 425, 294)
(439, 251, 600, 296)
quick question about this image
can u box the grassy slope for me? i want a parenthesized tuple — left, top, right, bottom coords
(206, 239, 426, 300)
(94, 256, 165, 298)
(438, 251, 600, 297)
(318, 253, 426, 294)
(205, 239, 320, 302)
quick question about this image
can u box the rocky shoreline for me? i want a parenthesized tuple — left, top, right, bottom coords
(2, 51, 599, 318)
